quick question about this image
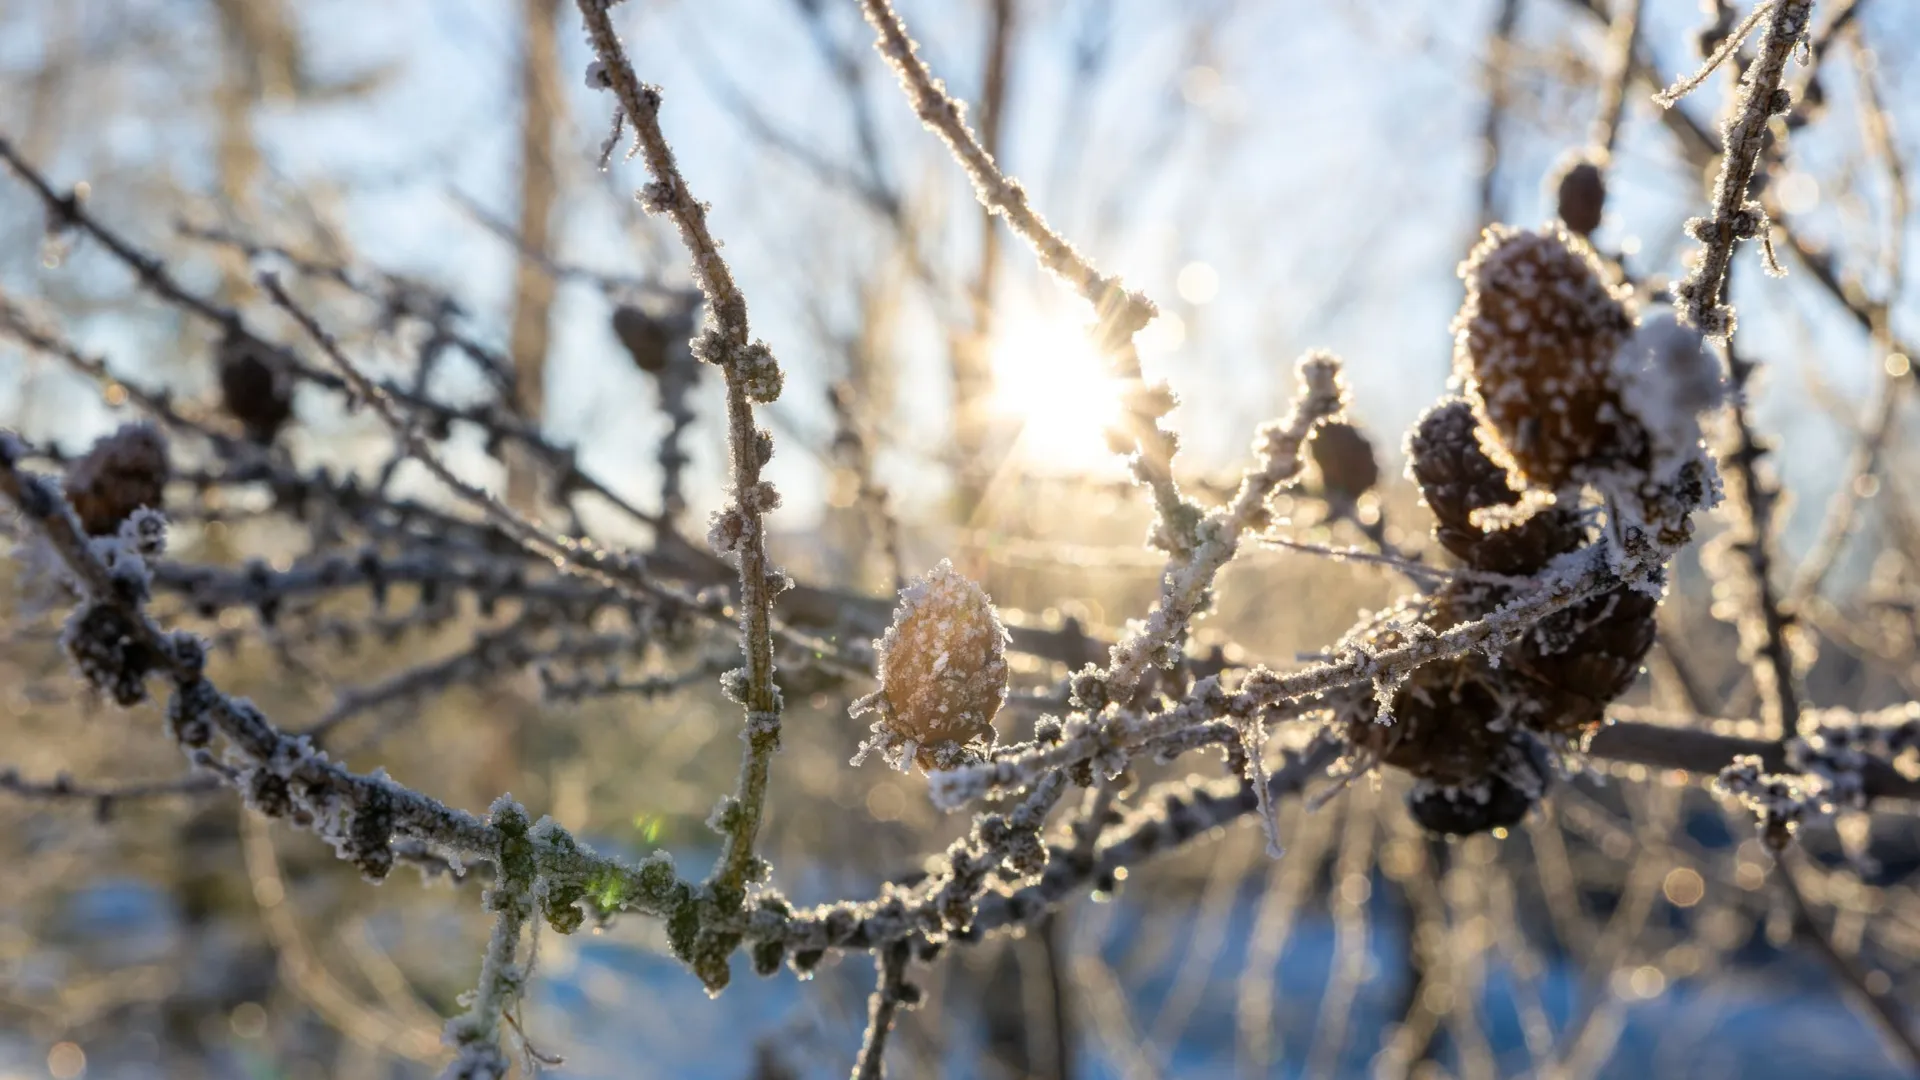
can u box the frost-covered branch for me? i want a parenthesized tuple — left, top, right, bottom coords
(1706, 360, 1804, 740)
(0, 767, 222, 815)
(576, 0, 789, 923)
(0, 442, 698, 1051)
(739, 738, 1341, 956)
(1100, 354, 1345, 702)
(439, 801, 538, 1080)
(1668, 0, 1813, 337)
(0, 137, 655, 526)
(1714, 704, 1920, 845)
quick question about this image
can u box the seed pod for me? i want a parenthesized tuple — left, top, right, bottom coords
(613, 304, 674, 375)
(64, 422, 169, 536)
(218, 332, 294, 443)
(1549, 153, 1607, 236)
(1452, 224, 1635, 490)
(1310, 421, 1379, 504)
(1335, 586, 1582, 836)
(851, 560, 1009, 771)
(1345, 663, 1512, 784)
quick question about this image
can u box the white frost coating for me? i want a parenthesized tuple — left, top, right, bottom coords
(1104, 354, 1347, 703)
(1613, 307, 1726, 465)
(1715, 703, 1920, 842)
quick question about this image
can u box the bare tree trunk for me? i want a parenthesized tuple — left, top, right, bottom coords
(506, 0, 564, 512)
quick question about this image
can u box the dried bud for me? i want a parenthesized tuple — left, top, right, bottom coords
(543, 884, 587, 935)
(63, 602, 159, 707)
(639, 181, 677, 216)
(1310, 421, 1379, 503)
(167, 680, 218, 747)
(1548, 154, 1607, 237)
(346, 788, 396, 882)
(119, 507, 168, 559)
(751, 938, 786, 977)
(707, 507, 749, 557)
(613, 304, 674, 374)
(65, 422, 168, 536)
(245, 768, 295, 819)
(1453, 225, 1635, 489)
(851, 560, 1009, 772)
(218, 332, 295, 443)
(734, 341, 783, 404)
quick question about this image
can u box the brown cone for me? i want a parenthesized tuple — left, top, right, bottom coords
(1551, 156, 1607, 236)
(219, 334, 294, 443)
(1452, 224, 1634, 489)
(1311, 421, 1379, 503)
(613, 304, 673, 375)
(65, 423, 169, 536)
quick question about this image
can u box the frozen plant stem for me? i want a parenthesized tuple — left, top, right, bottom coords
(1591, 0, 1642, 156)
(260, 275, 675, 619)
(1652, 1, 1778, 110)
(579, 0, 787, 921)
(1668, 0, 1812, 338)
(442, 800, 538, 1080)
(851, 940, 915, 1079)
(1104, 355, 1345, 702)
(0, 444, 701, 1061)
(929, 536, 1682, 811)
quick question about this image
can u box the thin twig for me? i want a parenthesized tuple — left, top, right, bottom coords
(1652, 1, 1779, 109)
(851, 940, 915, 1079)
(1669, 0, 1813, 337)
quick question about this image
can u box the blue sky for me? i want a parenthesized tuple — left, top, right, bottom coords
(1, 0, 1914, 554)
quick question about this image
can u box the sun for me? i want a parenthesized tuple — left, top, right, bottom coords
(987, 311, 1128, 474)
